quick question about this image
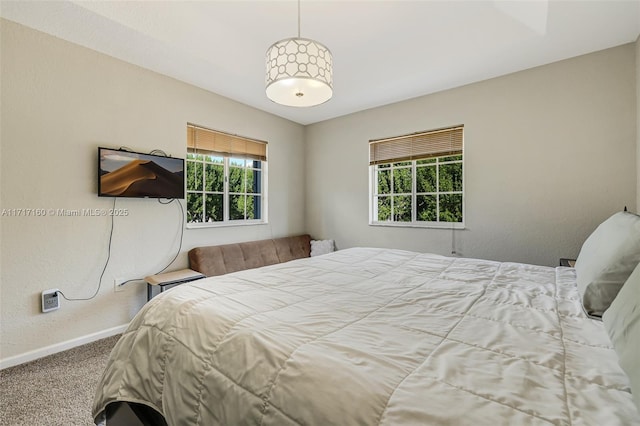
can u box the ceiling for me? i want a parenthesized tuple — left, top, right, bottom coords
(1, 1, 639, 125)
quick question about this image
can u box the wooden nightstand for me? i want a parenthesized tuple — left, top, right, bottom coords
(559, 258, 576, 267)
(145, 269, 205, 301)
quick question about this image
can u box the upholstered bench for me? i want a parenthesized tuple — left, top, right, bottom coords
(188, 234, 312, 277)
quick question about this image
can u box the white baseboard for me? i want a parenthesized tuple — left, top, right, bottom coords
(0, 324, 129, 370)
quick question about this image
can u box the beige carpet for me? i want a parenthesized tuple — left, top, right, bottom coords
(0, 335, 120, 426)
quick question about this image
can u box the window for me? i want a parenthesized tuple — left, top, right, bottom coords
(186, 124, 267, 226)
(369, 126, 463, 228)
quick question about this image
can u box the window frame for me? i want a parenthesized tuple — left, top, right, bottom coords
(186, 154, 268, 228)
(185, 124, 268, 229)
(227, 157, 265, 223)
(368, 127, 465, 229)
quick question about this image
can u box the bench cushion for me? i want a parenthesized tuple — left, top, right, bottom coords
(188, 235, 311, 277)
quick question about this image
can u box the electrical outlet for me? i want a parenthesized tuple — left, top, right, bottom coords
(114, 277, 125, 292)
(42, 289, 60, 313)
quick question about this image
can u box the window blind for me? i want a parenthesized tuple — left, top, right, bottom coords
(369, 125, 463, 165)
(187, 124, 267, 161)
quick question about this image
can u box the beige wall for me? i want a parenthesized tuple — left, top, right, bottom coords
(305, 44, 637, 266)
(637, 35, 640, 213)
(0, 20, 305, 364)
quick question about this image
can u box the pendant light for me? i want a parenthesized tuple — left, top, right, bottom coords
(265, 0, 333, 107)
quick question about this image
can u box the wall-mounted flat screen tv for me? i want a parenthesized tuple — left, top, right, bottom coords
(98, 147, 185, 199)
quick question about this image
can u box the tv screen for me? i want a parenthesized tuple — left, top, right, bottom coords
(98, 148, 185, 199)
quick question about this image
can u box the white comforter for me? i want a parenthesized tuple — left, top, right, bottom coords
(93, 248, 640, 425)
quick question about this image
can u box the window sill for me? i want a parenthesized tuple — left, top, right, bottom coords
(186, 220, 268, 229)
(369, 221, 465, 230)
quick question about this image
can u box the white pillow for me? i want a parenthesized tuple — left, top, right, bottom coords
(603, 263, 640, 413)
(574, 211, 640, 317)
(311, 239, 335, 257)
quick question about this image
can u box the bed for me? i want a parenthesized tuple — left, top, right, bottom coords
(92, 214, 640, 425)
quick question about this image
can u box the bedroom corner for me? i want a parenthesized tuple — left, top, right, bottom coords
(0, 19, 305, 368)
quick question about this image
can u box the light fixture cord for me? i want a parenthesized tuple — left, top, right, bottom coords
(298, 0, 301, 38)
